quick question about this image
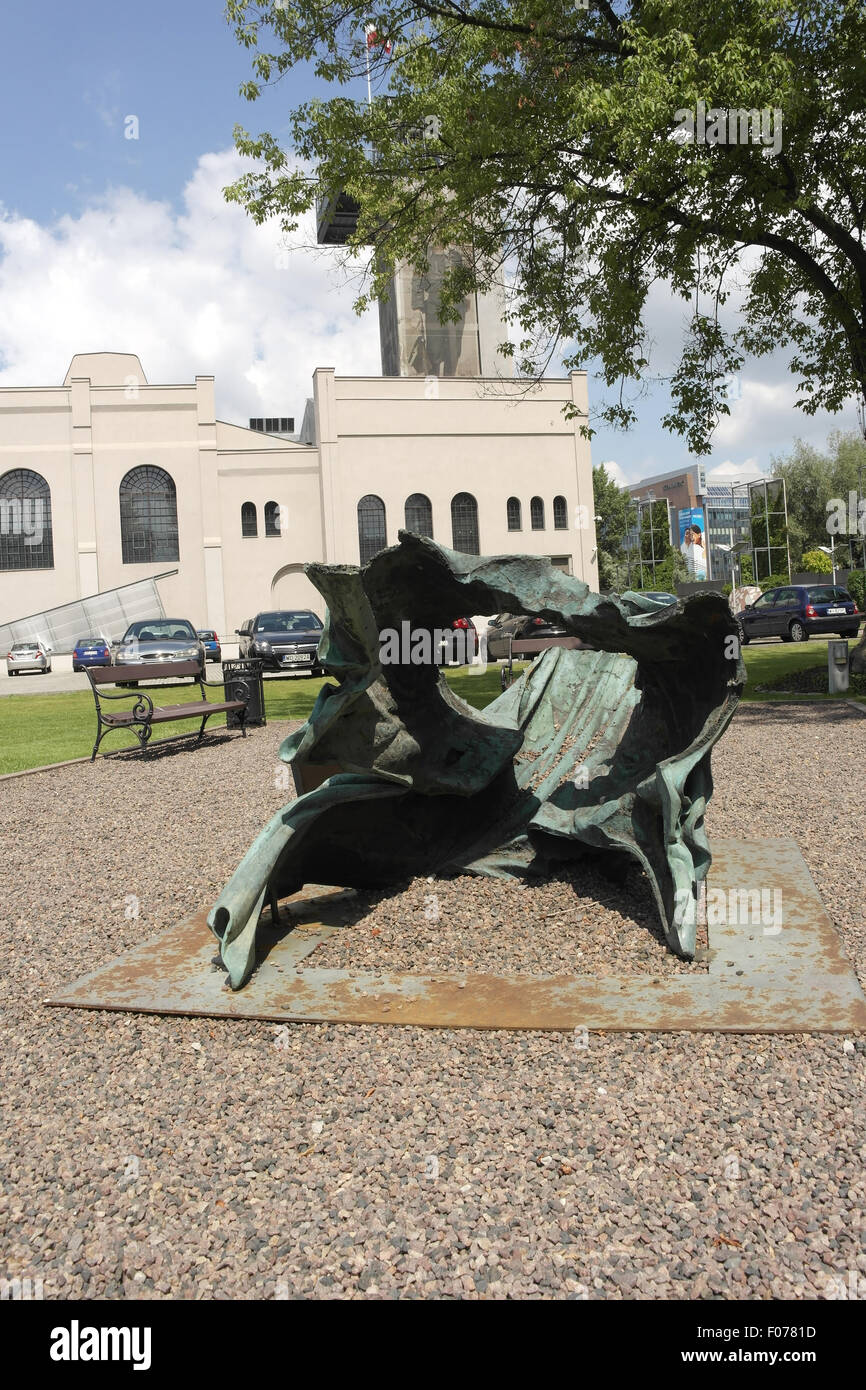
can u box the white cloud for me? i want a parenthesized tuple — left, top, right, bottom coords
(705, 456, 765, 485)
(0, 149, 380, 423)
(596, 458, 630, 487)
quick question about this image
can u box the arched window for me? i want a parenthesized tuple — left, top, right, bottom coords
(358, 494, 387, 564)
(553, 495, 568, 530)
(530, 496, 545, 530)
(451, 492, 479, 555)
(404, 492, 433, 538)
(264, 501, 281, 537)
(119, 465, 179, 564)
(241, 501, 258, 538)
(0, 469, 54, 571)
(506, 497, 522, 531)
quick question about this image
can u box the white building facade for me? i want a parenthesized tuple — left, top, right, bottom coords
(0, 352, 597, 640)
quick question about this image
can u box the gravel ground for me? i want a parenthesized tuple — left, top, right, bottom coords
(306, 870, 709, 976)
(0, 705, 864, 1301)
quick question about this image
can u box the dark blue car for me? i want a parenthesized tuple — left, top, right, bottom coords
(196, 629, 222, 663)
(72, 635, 111, 671)
(738, 583, 861, 644)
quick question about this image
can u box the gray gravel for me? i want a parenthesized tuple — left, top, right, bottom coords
(0, 705, 864, 1301)
(307, 870, 708, 976)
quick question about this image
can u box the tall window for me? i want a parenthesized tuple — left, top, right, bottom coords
(451, 492, 479, 554)
(553, 495, 568, 530)
(404, 493, 433, 538)
(241, 502, 258, 537)
(0, 469, 54, 570)
(358, 494, 387, 564)
(119, 466, 179, 564)
(506, 497, 522, 531)
(530, 496, 545, 530)
(264, 501, 281, 537)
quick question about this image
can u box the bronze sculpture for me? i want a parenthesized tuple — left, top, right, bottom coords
(208, 534, 745, 990)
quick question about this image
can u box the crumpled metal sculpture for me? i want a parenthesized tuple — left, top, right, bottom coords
(208, 534, 745, 990)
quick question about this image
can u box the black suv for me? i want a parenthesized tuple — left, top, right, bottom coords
(738, 584, 861, 644)
(236, 610, 324, 674)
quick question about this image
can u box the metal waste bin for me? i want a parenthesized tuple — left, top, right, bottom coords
(828, 639, 850, 695)
(223, 658, 266, 727)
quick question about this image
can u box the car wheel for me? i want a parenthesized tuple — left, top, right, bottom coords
(841, 628, 858, 638)
(789, 620, 808, 643)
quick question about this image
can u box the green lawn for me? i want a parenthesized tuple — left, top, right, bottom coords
(0, 640, 861, 775)
(738, 636, 866, 702)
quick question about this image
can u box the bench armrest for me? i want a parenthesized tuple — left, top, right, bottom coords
(198, 673, 249, 703)
(91, 686, 155, 720)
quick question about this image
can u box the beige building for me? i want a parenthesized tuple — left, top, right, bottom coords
(0, 352, 597, 641)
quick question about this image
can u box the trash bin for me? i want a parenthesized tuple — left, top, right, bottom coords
(223, 658, 266, 727)
(827, 639, 850, 695)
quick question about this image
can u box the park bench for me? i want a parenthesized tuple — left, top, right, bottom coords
(86, 661, 248, 761)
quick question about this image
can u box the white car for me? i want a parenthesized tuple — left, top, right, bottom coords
(6, 641, 52, 675)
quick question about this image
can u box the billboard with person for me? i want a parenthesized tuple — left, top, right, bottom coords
(679, 508, 708, 580)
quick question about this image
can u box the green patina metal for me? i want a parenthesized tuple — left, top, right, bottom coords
(208, 534, 745, 990)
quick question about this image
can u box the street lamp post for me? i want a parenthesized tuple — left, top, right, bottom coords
(818, 542, 837, 585)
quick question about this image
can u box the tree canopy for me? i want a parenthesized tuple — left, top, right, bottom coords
(770, 428, 866, 565)
(225, 1, 866, 453)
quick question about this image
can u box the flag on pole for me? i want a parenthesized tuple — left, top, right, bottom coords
(365, 23, 392, 54)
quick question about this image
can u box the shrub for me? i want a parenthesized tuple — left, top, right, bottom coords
(846, 569, 866, 611)
(801, 548, 833, 573)
(758, 572, 791, 592)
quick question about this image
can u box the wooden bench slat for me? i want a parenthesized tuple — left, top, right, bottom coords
(89, 661, 202, 684)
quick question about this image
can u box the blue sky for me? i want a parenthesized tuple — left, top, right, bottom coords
(0, 2, 856, 485)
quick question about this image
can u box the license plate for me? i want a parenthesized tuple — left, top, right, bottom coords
(282, 654, 311, 664)
(826, 607, 846, 615)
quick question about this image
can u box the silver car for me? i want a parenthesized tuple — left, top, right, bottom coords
(113, 619, 205, 681)
(6, 641, 52, 675)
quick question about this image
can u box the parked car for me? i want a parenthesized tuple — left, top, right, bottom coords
(237, 610, 324, 674)
(486, 613, 568, 662)
(113, 619, 205, 682)
(438, 616, 479, 665)
(196, 629, 222, 663)
(72, 635, 112, 671)
(738, 584, 861, 644)
(6, 641, 51, 675)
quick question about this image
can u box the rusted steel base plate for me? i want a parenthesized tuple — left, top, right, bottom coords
(46, 839, 866, 1032)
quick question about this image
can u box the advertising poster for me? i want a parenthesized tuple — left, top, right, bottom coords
(679, 507, 707, 579)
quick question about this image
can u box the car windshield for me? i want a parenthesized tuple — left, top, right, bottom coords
(12, 644, 39, 652)
(197, 631, 217, 640)
(123, 621, 196, 641)
(806, 587, 836, 604)
(254, 612, 322, 633)
(76, 636, 105, 645)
